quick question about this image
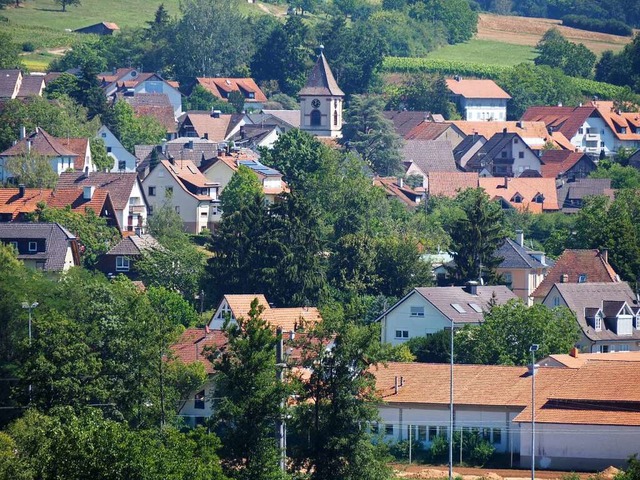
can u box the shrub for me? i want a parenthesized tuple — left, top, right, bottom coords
(22, 42, 35, 52)
(562, 15, 632, 37)
(429, 434, 449, 461)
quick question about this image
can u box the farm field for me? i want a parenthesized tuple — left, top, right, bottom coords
(427, 39, 536, 67)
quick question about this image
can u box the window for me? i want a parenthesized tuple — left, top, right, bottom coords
(413, 425, 426, 441)
(595, 314, 602, 331)
(395, 330, 409, 339)
(118, 160, 126, 170)
(9, 241, 17, 250)
(194, 390, 205, 409)
(578, 274, 587, 283)
(148, 186, 156, 196)
(579, 128, 584, 134)
(503, 272, 513, 288)
(106, 146, 112, 153)
(334, 110, 338, 126)
(553, 296, 560, 307)
(385, 424, 394, 436)
(148, 205, 154, 215)
(116, 256, 130, 272)
(165, 186, 173, 195)
(518, 151, 524, 159)
(512, 194, 523, 203)
(451, 303, 466, 313)
(501, 151, 507, 158)
(514, 138, 519, 144)
(428, 426, 438, 441)
(534, 194, 544, 203)
(310, 109, 321, 127)
(618, 344, 630, 352)
(101, 132, 107, 138)
(248, 92, 255, 99)
(600, 141, 605, 148)
(636, 316, 640, 330)
(599, 345, 609, 353)
(492, 428, 502, 445)
(469, 303, 483, 313)
(482, 428, 491, 441)
(28, 241, 37, 252)
(410, 306, 425, 317)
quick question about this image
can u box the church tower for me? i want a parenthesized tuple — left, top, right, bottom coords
(299, 46, 344, 138)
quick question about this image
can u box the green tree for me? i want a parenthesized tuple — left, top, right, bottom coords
(457, 300, 581, 365)
(227, 90, 245, 113)
(406, 329, 451, 363)
(0, 31, 23, 70)
(341, 94, 404, 176)
(4, 153, 58, 189)
(535, 28, 596, 78)
(172, 0, 251, 84)
(103, 100, 166, 153)
(410, 0, 477, 44)
(374, 235, 433, 297)
(445, 188, 505, 283)
(212, 299, 288, 480)
(54, 0, 81, 11)
(220, 165, 264, 218)
(389, 73, 457, 118)
(28, 203, 121, 268)
(590, 160, 640, 189)
(146, 194, 187, 244)
(90, 138, 111, 171)
(291, 322, 393, 480)
(184, 85, 236, 113)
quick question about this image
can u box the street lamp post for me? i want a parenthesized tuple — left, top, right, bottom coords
(449, 321, 455, 480)
(21, 301, 38, 404)
(530, 344, 539, 480)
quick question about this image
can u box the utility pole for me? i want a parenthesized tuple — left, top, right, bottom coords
(449, 320, 455, 480)
(530, 344, 539, 480)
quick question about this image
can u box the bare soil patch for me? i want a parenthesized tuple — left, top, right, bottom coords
(392, 464, 593, 480)
(477, 13, 633, 54)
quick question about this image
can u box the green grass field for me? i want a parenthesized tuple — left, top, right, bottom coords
(427, 39, 537, 67)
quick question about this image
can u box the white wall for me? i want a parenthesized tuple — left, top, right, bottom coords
(135, 80, 182, 118)
(463, 98, 507, 122)
(511, 137, 541, 175)
(381, 291, 452, 345)
(97, 126, 137, 172)
(120, 179, 148, 232)
(520, 423, 640, 470)
(300, 96, 343, 138)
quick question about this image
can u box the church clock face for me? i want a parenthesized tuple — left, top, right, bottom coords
(311, 99, 321, 109)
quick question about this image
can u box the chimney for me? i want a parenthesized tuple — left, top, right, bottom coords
(204, 132, 209, 140)
(240, 125, 246, 140)
(570, 346, 579, 358)
(211, 109, 221, 118)
(397, 177, 404, 188)
(502, 127, 508, 135)
(27, 140, 32, 154)
(83, 186, 95, 200)
(561, 273, 569, 283)
(18, 184, 25, 198)
(394, 376, 399, 395)
(465, 280, 479, 295)
(503, 176, 508, 188)
(558, 102, 563, 107)
(516, 229, 524, 247)
(19, 126, 26, 140)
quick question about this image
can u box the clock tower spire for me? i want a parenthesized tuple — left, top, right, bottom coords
(299, 45, 344, 138)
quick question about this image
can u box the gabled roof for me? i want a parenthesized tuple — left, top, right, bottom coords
(106, 233, 160, 256)
(478, 177, 559, 212)
(213, 294, 323, 332)
(452, 121, 549, 145)
(260, 110, 301, 129)
(427, 171, 479, 198)
(118, 92, 177, 133)
(196, 77, 267, 103)
(403, 139, 458, 174)
(543, 351, 640, 369)
(557, 178, 615, 212)
(0, 69, 21, 98)
(56, 172, 140, 210)
(453, 134, 486, 163)
(532, 249, 619, 300)
(546, 282, 637, 342)
(466, 132, 536, 171)
(540, 150, 595, 179)
(521, 105, 596, 140)
(57, 138, 90, 171)
(496, 238, 548, 269)
(164, 137, 220, 167)
(298, 51, 344, 97)
(0, 128, 79, 158)
(593, 101, 640, 141)
(16, 75, 45, 98)
(405, 122, 458, 141)
(382, 111, 431, 138)
(373, 177, 421, 208)
(162, 160, 215, 196)
(171, 328, 228, 374)
(446, 78, 511, 100)
(0, 222, 77, 271)
(179, 112, 244, 142)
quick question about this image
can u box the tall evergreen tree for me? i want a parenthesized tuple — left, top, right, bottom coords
(445, 188, 505, 283)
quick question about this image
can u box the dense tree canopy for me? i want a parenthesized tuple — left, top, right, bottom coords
(535, 28, 596, 79)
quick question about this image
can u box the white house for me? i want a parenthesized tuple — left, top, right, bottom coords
(142, 159, 219, 233)
(446, 78, 510, 122)
(57, 171, 148, 233)
(375, 358, 640, 471)
(96, 125, 138, 172)
(541, 282, 640, 353)
(377, 284, 517, 345)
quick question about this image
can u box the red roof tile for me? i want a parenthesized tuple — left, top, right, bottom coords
(427, 172, 479, 198)
(1, 128, 78, 157)
(196, 77, 268, 103)
(540, 150, 593, 178)
(446, 79, 511, 99)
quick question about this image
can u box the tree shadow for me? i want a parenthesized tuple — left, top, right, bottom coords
(35, 7, 65, 12)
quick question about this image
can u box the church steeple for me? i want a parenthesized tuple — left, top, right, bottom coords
(299, 46, 344, 138)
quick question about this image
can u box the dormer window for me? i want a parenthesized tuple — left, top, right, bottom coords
(595, 314, 602, 331)
(28, 241, 37, 252)
(511, 194, 523, 203)
(578, 274, 587, 283)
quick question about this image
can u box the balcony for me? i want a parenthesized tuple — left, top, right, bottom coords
(129, 205, 146, 214)
(585, 133, 601, 141)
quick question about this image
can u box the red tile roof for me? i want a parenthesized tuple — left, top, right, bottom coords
(196, 77, 268, 103)
(373, 177, 421, 207)
(521, 106, 595, 140)
(540, 150, 592, 178)
(452, 121, 549, 144)
(56, 172, 139, 210)
(479, 177, 560, 212)
(427, 172, 479, 198)
(57, 137, 89, 171)
(531, 249, 619, 300)
(446, 79, 511, 99)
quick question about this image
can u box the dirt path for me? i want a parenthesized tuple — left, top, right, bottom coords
(392, 463, 597, 480)
(477, 13, 632, 54)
